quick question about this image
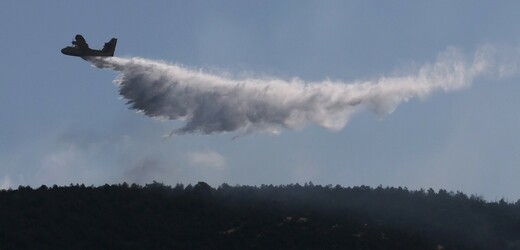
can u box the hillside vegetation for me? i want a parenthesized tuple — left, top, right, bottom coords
(1, 182, 520, 249)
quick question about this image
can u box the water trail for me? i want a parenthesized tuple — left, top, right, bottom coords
(90, 46, 497, 136)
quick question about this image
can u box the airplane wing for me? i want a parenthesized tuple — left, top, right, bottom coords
(72, 34, 89, 49)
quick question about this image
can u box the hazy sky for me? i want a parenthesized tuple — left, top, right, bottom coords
(2, 1, 520, 200)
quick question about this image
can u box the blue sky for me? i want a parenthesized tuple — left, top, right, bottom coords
(1, 1, 520, 200)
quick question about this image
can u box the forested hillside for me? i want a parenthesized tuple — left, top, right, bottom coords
(1, 182, 519, 249)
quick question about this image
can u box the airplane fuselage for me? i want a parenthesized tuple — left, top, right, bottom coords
(61, 47, 114, 57)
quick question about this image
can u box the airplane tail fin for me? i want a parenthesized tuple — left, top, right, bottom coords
(102, 38, 117, 56)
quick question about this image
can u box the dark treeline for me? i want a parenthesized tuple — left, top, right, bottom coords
(1, 182, 520, 249)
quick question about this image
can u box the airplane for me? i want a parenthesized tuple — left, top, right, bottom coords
(61, 34, 117, 58)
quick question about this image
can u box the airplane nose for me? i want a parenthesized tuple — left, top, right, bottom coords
(61, 47, 72, 55)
